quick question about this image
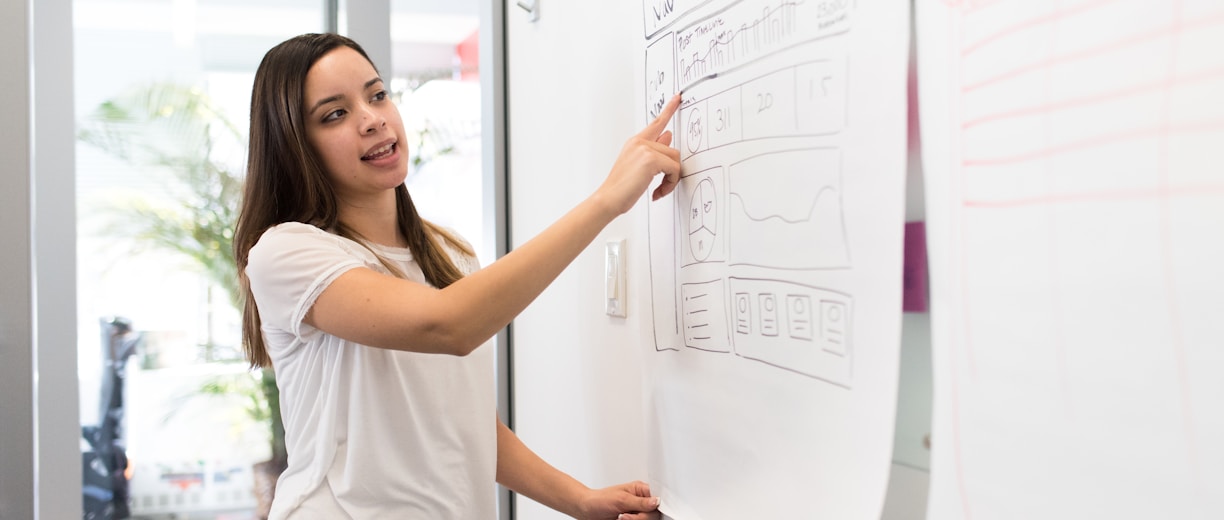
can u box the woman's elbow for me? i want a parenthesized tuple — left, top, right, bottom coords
(416, 320, 483, 357)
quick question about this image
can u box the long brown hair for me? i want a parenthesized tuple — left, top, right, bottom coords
(234, 33, 473, 369)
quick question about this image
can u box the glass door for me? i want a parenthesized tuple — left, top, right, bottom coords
(73, 1, 324, 516)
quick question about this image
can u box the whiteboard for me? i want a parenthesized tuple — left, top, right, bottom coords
(917, 0, 1224, 518)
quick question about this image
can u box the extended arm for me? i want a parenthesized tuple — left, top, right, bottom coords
(495, 419, 660, 520)
(307, 94, 683, 356)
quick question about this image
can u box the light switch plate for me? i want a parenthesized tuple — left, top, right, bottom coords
(605, 239, 626, 317)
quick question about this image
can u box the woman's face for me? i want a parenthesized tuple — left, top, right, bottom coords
(302, 46, 408, 204)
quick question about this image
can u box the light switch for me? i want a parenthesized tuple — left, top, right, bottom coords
(605, 239, 626, 317)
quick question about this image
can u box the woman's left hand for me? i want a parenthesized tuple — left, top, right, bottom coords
(576, 480, 663, 520)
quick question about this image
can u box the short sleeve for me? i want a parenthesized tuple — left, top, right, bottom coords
(445, 232, 482, 276)
(246, 223, 365, 341)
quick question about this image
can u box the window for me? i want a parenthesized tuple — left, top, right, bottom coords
(74, 1, 324, 515)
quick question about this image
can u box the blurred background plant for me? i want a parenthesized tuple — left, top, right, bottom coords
(77, 82, 286, 515)
(77, 83, 243, 329)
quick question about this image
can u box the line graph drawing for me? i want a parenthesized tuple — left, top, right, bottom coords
(728, 148, 850, 269)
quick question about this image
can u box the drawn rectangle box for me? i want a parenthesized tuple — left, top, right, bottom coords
(786, 294, 813, 341)
(734, 292, 752, 335)
(705, 87, 742, 150)
(643, 31, 676, 124)
(681, 279, 730, 352)
(759, 293, 779, 336)
(740, 67, 797, 141)
(642, 0, 717, 39)
(676, 166, 726, 266)
(795, 59, 846, 135)
(727, 148, 850, 270)
(820, 299, 847, 355)
(729, 277, 853, 388)
(680, 98, 708, 159)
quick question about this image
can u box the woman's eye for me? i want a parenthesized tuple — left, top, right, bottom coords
(372, 91, 387, 102)
(323, 108, 346, 122)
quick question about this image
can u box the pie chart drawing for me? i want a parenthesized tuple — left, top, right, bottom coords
(685, 107, 704, 155)
(688, 178, 717, 261)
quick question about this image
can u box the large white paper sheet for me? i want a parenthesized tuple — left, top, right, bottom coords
(641, 1, 910, 517)
(917, 1, 1224, 518)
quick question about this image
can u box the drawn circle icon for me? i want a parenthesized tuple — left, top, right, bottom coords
(827, 304, 842, 323)
(688, 178, 717, 261)
(686, 107, 703, 154)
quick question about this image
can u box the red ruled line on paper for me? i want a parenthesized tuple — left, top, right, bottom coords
(948, 7, 976, 520)
(961, 65, 1224, 130)
(1157, 0, 1202, 491)
(961, 118, 1224, 167)
(961, 11, 1224, 94)
(963, 183, 1224, 208)
(961, 0, 1119, 57)
(963, 0, 1006, 16)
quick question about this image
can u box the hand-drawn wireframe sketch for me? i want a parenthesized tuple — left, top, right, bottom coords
(646, 0, 858, 382)
(639, 1, 908, 519)
(730, 277, 853, 385)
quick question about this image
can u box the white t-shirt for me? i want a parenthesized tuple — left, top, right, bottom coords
(246, 222, 496, 519)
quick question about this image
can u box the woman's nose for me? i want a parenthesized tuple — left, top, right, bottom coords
(360, 108, 385, 134)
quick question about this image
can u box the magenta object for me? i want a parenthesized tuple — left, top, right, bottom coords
(903, 221, 928, 313)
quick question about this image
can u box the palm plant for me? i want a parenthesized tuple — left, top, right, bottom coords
(77, 83, 287, 504)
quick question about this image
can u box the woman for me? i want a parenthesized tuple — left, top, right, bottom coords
(233, 33, 681, 519)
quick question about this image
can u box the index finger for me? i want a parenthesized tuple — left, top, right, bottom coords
(638, 93, 682, 139)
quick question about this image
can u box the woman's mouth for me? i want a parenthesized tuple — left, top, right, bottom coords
(362, 142, 396, 161)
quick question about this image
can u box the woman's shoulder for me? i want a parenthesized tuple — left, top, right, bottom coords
(250, 222, 367, 261)
(433, 226, 481, 274)
(261, 221, 331, 239)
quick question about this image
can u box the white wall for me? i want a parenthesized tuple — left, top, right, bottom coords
(506, 1, 655, 517)
(0, 1, 36, 514)
(0, 0, 80, 518)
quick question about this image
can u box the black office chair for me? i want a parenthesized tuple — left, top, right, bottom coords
(82, 316, 141, 520)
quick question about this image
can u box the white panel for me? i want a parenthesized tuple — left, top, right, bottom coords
(506, 1, 654, 518)
(0, 1, 35, 518)
(35, 0, 83, 517)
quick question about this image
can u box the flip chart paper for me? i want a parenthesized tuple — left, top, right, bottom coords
(917, 1, 1224, 518)
(642, 1, 910, 517)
